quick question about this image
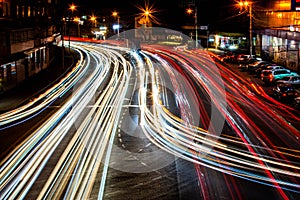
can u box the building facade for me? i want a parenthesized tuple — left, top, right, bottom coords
(255, 0, 300, 72)
(0, 0, 62, 91)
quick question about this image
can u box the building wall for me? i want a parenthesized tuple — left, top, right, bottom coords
(256, 30, 300, 73)
(266, 0, 292, 10)
(0, 46, 53, 91)
(259, 11, 300, 29)
(253, 1, 300, 72)
(0, 0, 62, 92)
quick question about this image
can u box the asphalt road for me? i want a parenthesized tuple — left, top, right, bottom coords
(1, 44, 300, 200)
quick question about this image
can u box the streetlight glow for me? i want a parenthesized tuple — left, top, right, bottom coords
(238, 1, 251, 8)
(239, 1, 250, 8)
(112, 11, 118, 17)
(135, 0, 160, 26)
(90, 14, 98, 28)
(186, 8, 193, 14)
(69, 3, 76, 12)
(90, 16, 96, 21)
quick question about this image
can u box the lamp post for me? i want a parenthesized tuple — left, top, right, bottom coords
(112, 11, 120, 37)
(68, 3, 76, 53)
(187, 7, 198, 48)
(239, 1, 253, 56)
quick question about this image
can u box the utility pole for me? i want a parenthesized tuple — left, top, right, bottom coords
(195, 6, 198, 48)
(117, 17, 120, 37)
(186, 5, 198, 48)
(249, 4, 253, 56)
(239, 1, 253, 56)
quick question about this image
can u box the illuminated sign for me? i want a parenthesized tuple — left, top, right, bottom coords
(292, 0, 300, 10)
(113, 24, 120, 30)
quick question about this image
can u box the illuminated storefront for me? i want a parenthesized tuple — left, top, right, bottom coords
(212, 33, 247, 51)
(0, 45, 49, 90)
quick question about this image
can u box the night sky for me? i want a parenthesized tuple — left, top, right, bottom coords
(66, 0, 249, 33)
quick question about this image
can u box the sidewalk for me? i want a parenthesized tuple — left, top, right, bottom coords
(0, 49, 77, 113)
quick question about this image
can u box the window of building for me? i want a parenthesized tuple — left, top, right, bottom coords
(22, 5, 25, 18)
(32, 6, 35, 16)
(16, 5, 19, 18)
(0, 32, 6, 47)
(272, 0, 291, 10)
(5, 2, 9, 16)
(28, 6, 31, 17)
(31, 52, 35, 71)
(10, 29, 33, 44)
(11, 31, 20, 44)
(0, 1, 9, 17)
(28, 29, 34, 40)
(0, 2, 3, 17)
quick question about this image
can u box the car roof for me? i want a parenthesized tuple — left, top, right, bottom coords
(267, 65, 282, 68)
(263, 69, 289, 73)
(273, 69, 289, 71)
(281, 75, 300, 78)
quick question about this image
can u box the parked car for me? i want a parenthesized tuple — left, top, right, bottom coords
(221, 51, 237, 62)
(276, 75, 300, 88)
(261, 65, 285, 73)
(221, 52, 233, 62)
(261, 69, 298, 84)
(236, 54, 247, 64)
(272, 83, 299, 101)
(236, 54, 261, 64)
(253, 63, 276, 77)
(246, 61, 270, 73)
(238, 58, 260, 71)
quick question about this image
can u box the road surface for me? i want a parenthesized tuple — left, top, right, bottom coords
(0, 41, 299, 199)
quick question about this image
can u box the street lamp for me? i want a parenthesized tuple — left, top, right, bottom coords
(186, 7, 198, 48)
(112, 11, 120, 37)
(69, 4, 76, 13)
(90, 15, 97, 27)
(239, 1, 253, 56)
(68, 3, 77, 53)
(135, 1, 158, 28)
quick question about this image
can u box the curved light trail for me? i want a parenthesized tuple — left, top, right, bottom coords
(0, 40, 299, 199)
(140, 46, 300, 198)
